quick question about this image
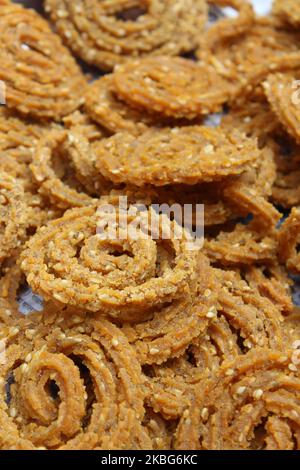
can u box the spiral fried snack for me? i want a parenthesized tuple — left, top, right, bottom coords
(205, 155, 281, 266)
(199, 20, 300, 103)
(0, 108, 48, 164)
(0, 1, 86, 120)
(0, 316, 152, 450)
(244, 264, 293, 316)
(145, 183, 237, 228)
(278, 208, 300, 274)
(204, 222, 278, 267)
(175, 349, 300, 450)
(30, 129, 99, 209)
(202, 0, 255, 50)
(142, 263, 291, 421)
(0, 172, 29, 266)
(0, 109, 63, 216)
(223, 182, 281, 231)
(175, 267, 289, 380)
(264, 73, 300, 145)
(44, 0, 208, 71)
(2, 0, 300, 452)
(0, 161, 63, 237)
(113, 57, 234, 119)
(237, 146, 277, 198)
(84, 75, 161, 135)
(221, 108, 279, 215)
(143, 409, 176, 450)
(0, 150, 61, 230)
(0, 106, 66, 226)
(221, 101, 280, 147)
(122, 253, 217, 365)
(20, 199, 199, 319)
(63, 111, 111, 194)
(215, 268, 288, 351)
(273, 0, 300, 27)
(95, 126, 260, 187)
(142, 355, 202, 420)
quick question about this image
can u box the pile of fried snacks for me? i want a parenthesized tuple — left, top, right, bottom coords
(1, 0, 300, 450)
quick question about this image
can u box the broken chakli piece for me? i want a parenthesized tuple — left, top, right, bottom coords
(0, 0, 300, 452)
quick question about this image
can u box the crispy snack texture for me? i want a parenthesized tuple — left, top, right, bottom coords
(44, 0, 208, 71)
(0, 1, 86, 120)
(0, 0, 300, 451)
